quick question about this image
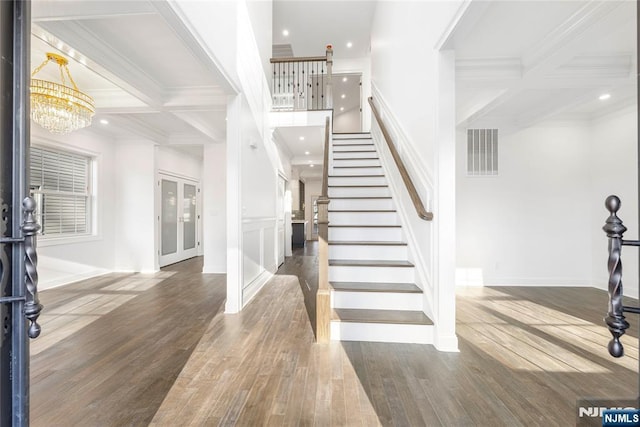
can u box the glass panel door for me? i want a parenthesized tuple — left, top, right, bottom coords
(159, 175, 199, 267)
(161, 179, 178, 256)
(183, 183, 196, 250)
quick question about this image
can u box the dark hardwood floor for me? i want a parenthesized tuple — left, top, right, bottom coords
(30, 252, 638, 426)
(31, 257, 226, 426)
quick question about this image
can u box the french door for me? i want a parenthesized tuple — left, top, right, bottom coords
(158, 175, 199, 267)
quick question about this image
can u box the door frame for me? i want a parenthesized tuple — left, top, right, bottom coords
(156, 172, 201, 268)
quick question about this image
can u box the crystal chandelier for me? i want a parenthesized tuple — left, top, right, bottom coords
(30, 53, 95, 134)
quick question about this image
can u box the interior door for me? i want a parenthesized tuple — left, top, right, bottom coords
(159, 175, 199, 267)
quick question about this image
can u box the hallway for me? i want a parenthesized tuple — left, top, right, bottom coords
(31, 254, 638, 426)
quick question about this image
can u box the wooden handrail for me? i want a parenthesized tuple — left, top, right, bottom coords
(270, 56, 326, 63)
(321, 117, 330, 197)
(368, 97, 433, 221)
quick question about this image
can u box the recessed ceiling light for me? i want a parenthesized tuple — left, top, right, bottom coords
(310, 164, 315, 167)
(599, 93, 611, 101)
(305, 151, 310, 155)
(308, 160, 312, 163)
(346, 42, 353, 48)
(282, 29, 289, 37)
(340, 107, 344, 112)
(299, 136, 305, 141)
(342, 77, 347, 82)
(99, 119, 109, 125)
(341, 94, 346, 99)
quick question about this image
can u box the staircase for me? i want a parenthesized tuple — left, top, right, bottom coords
(327, 133, 433, 344)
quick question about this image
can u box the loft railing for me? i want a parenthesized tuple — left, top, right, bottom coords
(316, 116, 331, 343)
(270, 46, 333, 111)
(602, 195, 639, 359)
(368, 97, 433, 221)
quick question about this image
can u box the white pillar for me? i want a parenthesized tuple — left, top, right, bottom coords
(434, 50, 459, 352)
(226, 95, 243, 313)
(202, 142, 227, 274)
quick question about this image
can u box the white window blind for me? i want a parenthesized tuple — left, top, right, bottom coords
(467, 129, 498, 176)
(30, 146, 91, 236)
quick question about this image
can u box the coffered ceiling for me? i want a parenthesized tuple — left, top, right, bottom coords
(448, 0, 636, 131)
(31, 0, 232, 150)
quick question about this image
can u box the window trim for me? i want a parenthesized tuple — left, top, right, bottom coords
(30, 138, 100, 246)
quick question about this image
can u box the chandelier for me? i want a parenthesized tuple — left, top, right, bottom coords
(30, 53, 95, 134)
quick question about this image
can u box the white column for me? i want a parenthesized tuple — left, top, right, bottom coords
(434, 49, 459, 352)
(226, 95, 243, 313)
(202, 142, 227, 274)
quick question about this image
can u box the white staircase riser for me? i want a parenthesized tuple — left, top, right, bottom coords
(329, 227, 403, 242)
(333, 136, 373, 142)
(329, 211, 400, 225)
(332, 158, 380, 167)
(329, 265, 414, 283)
(328, 176, 387, 186)
(331, 291, 423, 311)
(329, 244, 408, 261)
(334, 152, 378, 160)
(330, 167, 383, 176)
(330, 322, 434, 344)
(328, 186, 391, 198)
(329, 198, 395, 210)
(333, 146, 376, 153)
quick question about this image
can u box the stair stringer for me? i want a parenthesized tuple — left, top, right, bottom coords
(368, 128, 435, 326)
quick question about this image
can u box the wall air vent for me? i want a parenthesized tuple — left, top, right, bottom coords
(467, 128, 498, 176)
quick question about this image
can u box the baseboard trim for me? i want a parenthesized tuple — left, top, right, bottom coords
(242, 270, 273, 308)
(39, 269, 111, 290)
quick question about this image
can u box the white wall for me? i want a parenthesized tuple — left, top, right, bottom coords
(333, 57, 372, 132)
(456, 122, 593, 286)
(456, 109, 639, 298)
(371, 1, 463, 170)
(34, 128, 117, 289)
(590, 108, 638, 297)
(114, 140, 157, 273)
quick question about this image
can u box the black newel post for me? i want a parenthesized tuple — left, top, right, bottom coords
(603, 195, 630, 357)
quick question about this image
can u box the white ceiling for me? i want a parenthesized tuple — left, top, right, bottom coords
(450, 0, 637, 131)
(31, 0, 231, 153)
(273, 0, 376, 59)
(274, 125, 325, 179)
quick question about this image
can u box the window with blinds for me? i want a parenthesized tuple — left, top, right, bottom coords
(30, 146, 92, 237)
(467, 129, 498, 176)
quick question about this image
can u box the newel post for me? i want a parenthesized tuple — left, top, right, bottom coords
(603, 195, 630, 357)
(325, 45, 333, 110)
(316, 195, 330, 343)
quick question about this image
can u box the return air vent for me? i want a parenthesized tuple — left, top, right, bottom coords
(467, 129, 498, 176)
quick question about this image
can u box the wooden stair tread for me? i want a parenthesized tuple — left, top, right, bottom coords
(328, 209, 396, 212)
(333, 150, 377, 153)
(329, 259, 414, 267)
(332, 143, 374, 147)
(328, 240, 407, 246)
(328, 185, 388, 188)
(333, 158, 380, 161)
(329, 196, 392, 199)
(329, 174, 385, 178)
(329, 224, 401, 228)
(332, 308, 432, 325)
(330, 282, 421, 293)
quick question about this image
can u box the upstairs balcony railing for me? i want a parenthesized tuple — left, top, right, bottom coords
(270, 46, 333, 111)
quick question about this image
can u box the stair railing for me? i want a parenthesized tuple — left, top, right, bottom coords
(316, 116, 331, 343)
(270, 46, 333, 111)
(368, 97, 433, 221)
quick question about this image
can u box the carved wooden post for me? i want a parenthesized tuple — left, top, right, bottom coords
(325, 45, 333, 110)
(603, 195, 630, 357)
